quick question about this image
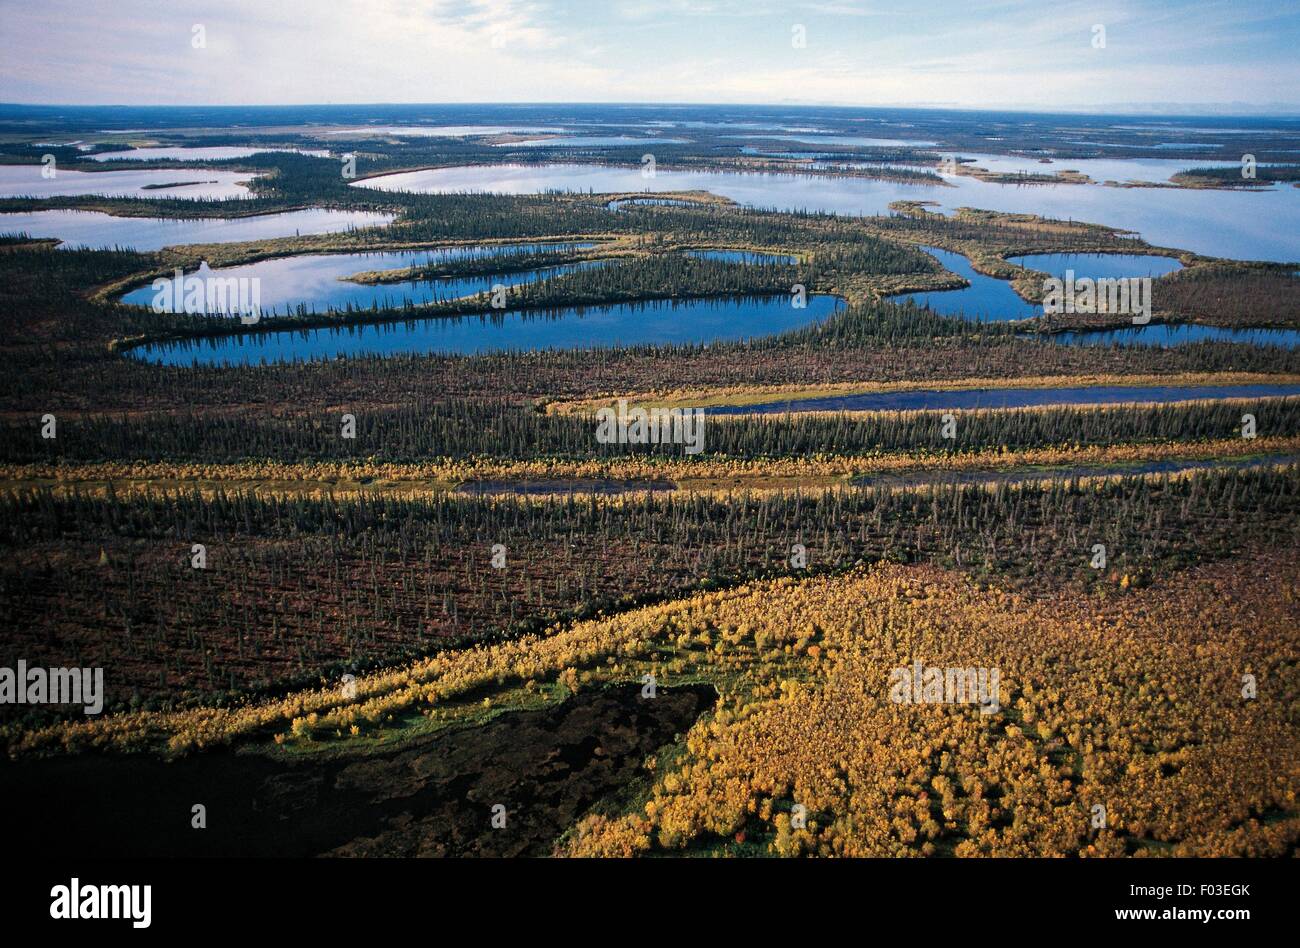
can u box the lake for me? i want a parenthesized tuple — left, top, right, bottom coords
(954, 152, 1240, 184)
(894, 247, 1298, 345)
(505, 136, 688, 147)
(128, 294, 845, 365)
(1007, 252, 1184, 282)
(321, 125, 562, 137)
(895, 248, 1183, 322)
(896, 246, 1041, 321)
(0, 164, 260, 199)
(119, 243, 599, 314)
(731, 134, 939, 148)
(0, 208, 396, 251)
(89, 146, 331, 161)
(351, 162, 1300, 262)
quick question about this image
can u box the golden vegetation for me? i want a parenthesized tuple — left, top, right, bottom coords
(10, 550, 1297, 858)
(3, 435, 1295, 500)
(560, 555, 1300, 857)
(548, 373, 1300, 414)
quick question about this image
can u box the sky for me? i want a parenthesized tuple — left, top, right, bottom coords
(2, 0, 1299, 112)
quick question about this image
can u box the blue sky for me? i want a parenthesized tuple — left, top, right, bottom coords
(2, 0, 1299, 111)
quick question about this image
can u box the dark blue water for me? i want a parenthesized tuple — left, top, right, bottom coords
(1055, 325, 1300, 348)
(894, 247, 1300, 347)
(685, 249, 799, 265)
(130, 294, 845, 366)
(897, 248, 1183, 322)
(895, 247, 1041, 321)
(706, 383, 1300, 414)
(1009, 252, 1183, 281)
(607, 198, 695, 210)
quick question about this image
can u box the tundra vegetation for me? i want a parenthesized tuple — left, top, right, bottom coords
(1, 107, 1296, 857)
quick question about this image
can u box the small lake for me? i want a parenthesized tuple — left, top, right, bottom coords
(895, 246, 1041, 321)
(120, 243, 598, 315)
(810, 159, 934, 173)
(705, 383, 1300, 415)
(607, 197, 697, 210)
(89, 146, 331, 162)
(0, 164, 259, 199)
(128, 294, 844, 365)
(685, 249, 798, 264)
(0, 208, 396, 251)
(350, 162, 1300, 262)
(1054, 325, 1300, 348)
(851, 454, 1298, 489)
(1008, 252, 1183, 282)
(896, 248, 1185, 322)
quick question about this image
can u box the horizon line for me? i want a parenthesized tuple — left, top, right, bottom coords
(3, 101, 1300, 120)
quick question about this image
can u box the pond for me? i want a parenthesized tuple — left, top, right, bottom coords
(705, 383, 1300, 414)
(1054, 324, 1300, 348)
(1007, 252, 1184, 282)
(607, 197, 697, 210)
(685, 249, 799, 265)
(0, 207, 396, 251)
(850, 454, 1297, 489)
(128, 294, 844, 365)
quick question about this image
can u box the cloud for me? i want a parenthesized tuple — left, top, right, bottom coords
(0, 0, 1296, 108)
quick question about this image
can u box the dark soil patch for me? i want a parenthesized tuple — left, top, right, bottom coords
(0, 682, 716, 857)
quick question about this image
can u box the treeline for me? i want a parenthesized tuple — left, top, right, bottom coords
(510, 253, 806, 306)
(4, 171, 1299, 419)
(99, 252, 819, 340)
(785, 297, 1010, 344)
(2, 465, 1295, 710)
(879, 208, 1148, 252)
(1154, 264, 1300, 328)
(1174, 165, 1300, 185)
(353, 243, 605, 283)
(617, 203, 938, 270)
(0, 244, 158, 345)
(6, 397, 1295, 463)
